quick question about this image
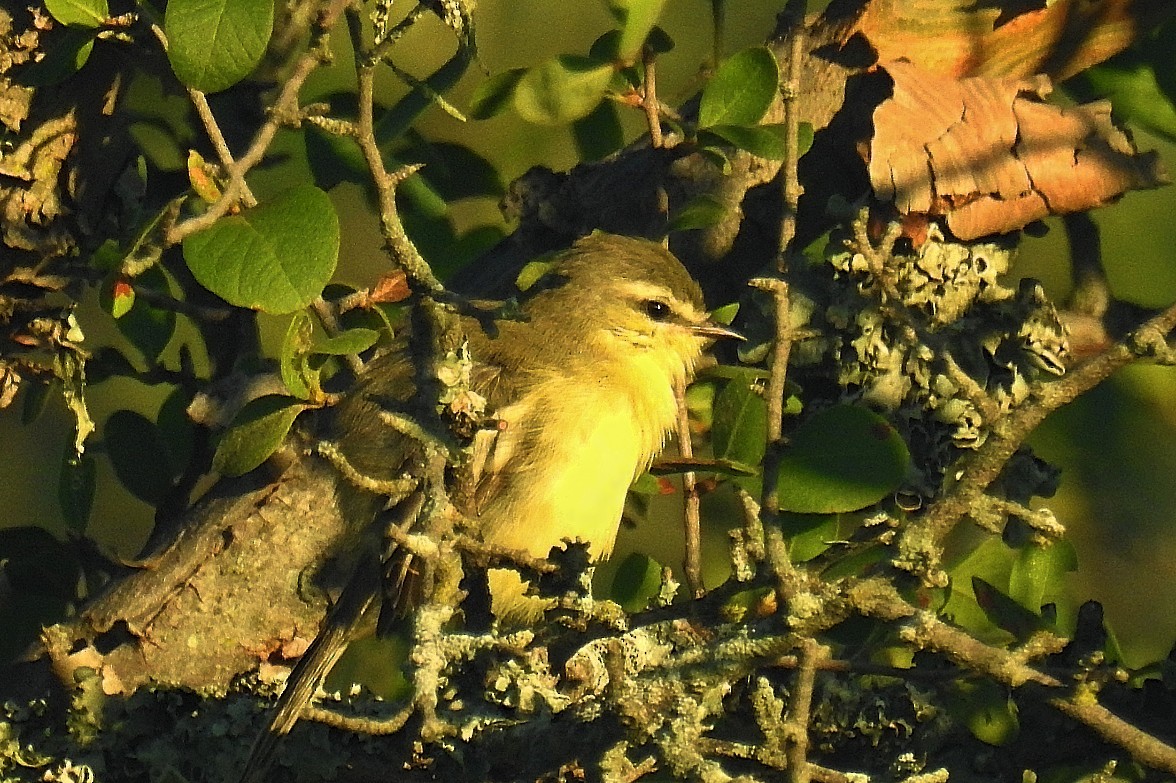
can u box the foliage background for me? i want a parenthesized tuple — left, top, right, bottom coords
(4, 5, 1176, 778)
(5, 0, 1176, 665)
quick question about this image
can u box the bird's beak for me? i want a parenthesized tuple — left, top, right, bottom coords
(690, 320, 745, 341)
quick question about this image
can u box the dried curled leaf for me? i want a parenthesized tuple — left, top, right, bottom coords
(868, 60, 1168, 239)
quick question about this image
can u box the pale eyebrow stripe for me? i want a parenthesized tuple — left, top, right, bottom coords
(615, 280, 707, 321)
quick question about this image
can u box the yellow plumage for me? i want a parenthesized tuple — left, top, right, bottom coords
(333, 233, 736, 619)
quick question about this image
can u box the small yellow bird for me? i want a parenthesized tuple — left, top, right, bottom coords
(242, 233, 737, 780)
(333, 231, 739, 619)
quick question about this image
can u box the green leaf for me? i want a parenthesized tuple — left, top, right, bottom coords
(58, 450, 96, 533)
(775, 405, 909, 514)
(164, 0, 274, 94)
(712, 373, 767, 469)
(702, 124, 786, 159)
(280, 310, 315, 400)
(46, 0, 108, 27)
(129, 121, 187, 172)
(668, 194, 729, 232)
(469, 68, 527, 120)
(698, 46, 779, 129)
(781, 512, 839, 563)
(213, 395, 306, 477)
(313, 328, 379, 356)
(603, 0, 668, 60)
(514, 55, 615, 126)
(1008, 541, 1077, 615)
(183, 184, 339, 315)
(515, 258, 559, 292)
(710, 302, 739, 325)
(610, 552, 663, 612)
(946, 679, 1019, 747)
(105, 410, 176, 505)
(1072, 57, 1176, 142)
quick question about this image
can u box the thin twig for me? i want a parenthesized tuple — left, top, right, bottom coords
(784, 638, 824, 783)
(908, 298, 1176, 549)
(674, 376, 705, 598)
(167, 0, 351, 245)
(146, 22, 258, 208)
(642, 45, 663, 149)
(749, 276, 793, 518)
(776, 0, 807, 265)
(348, 7, 443, 293)
(188, 87, 258, 208)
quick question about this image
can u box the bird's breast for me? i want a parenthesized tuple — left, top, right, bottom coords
(478, 372, 677, 562)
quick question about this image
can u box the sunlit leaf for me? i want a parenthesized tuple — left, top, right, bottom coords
(280, 310, 315, 400)
(775, 405, 909, 513)
(603, 0, 668, 60)
(183, 185, 339, 315)
(469, 68, 526, 120)
(45, 0, 108, 28)
(165, 0, 273, 93)
(1008, 541, 1077, 615)
(698, 46, 778, 129)
(313, 328, 379, 356)
(514, 56, 614, 126)
(213, 395, 306, 477)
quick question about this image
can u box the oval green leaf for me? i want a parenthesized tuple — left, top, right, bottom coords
(668, 194, 729, 232)
(610, 552, 663, 613)
(164, 0, 274, 94)
(313, 327, 379, 356)
(280, 310, 314, 400)
(702, 124, 786, 159)
(775, 405, 909, 513)
(183, 184, 339, 315)
(712, 373, 767, 469)
(699, 46, 779, 129)
(46, 0, 108, 28)
(469, 68, 526, 120)
(213, 395, 306, 477)
(603, 0, 668, 60)
(514, 55, 614, 126)
(946, 679, 1020, 747)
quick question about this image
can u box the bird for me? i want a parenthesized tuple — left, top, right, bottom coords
(240, 232, 739, 780)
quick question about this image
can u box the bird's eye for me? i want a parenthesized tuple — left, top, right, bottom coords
(644, 300, 671, 321)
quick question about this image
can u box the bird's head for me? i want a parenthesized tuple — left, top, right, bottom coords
(522, 234, 741, 384)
